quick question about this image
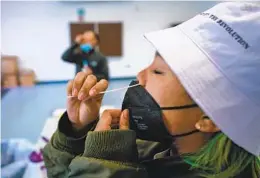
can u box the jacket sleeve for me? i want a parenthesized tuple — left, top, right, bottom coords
(61, 44, 82, 65)
(95, 56, 109, 81)
(43, 112, 97, 178)
(43, 112, 148, 178)
(136, 139, 171, 162)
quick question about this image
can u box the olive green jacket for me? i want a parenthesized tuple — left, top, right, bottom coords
(43, 112, 251, 178)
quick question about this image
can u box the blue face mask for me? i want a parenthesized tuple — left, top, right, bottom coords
(80, 43, 93, 53)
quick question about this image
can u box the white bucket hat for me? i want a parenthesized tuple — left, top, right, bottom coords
(144, 2, 260, 156)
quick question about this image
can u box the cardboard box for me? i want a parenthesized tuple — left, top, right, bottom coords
(1, 56, 19, 74)
(19, 69, 35, 87)
(2, 74, 18, 88)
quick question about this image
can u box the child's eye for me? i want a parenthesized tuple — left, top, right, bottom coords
(153, 70, 164, 75)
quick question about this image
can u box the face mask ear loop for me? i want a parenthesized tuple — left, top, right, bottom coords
(171, 130, 200, 138)
(161, 103, 198, 110)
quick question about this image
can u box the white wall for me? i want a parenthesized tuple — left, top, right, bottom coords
(2, 1, 217, 81)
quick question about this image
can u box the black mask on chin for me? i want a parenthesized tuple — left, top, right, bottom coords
(122, 80, 199, 143)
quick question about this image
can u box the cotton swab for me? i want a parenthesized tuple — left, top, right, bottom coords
(99, 83, 140, 94)
(67, 83, 139, 98)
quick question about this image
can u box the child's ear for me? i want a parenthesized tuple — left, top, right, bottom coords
(195, 116, 220, 133)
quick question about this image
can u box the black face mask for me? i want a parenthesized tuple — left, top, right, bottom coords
(122, 80, 199, 143)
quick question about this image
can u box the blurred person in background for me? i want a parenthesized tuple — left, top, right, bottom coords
(44, 2, 260, 178)
(62, 30, 109, 81)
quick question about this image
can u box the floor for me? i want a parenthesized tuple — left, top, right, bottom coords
(1, 79, 133, 143)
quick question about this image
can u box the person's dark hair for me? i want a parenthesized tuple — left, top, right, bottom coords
(94, 32, 100, 43)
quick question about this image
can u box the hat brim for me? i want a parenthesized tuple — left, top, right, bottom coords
(144, 27, 260, 156)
